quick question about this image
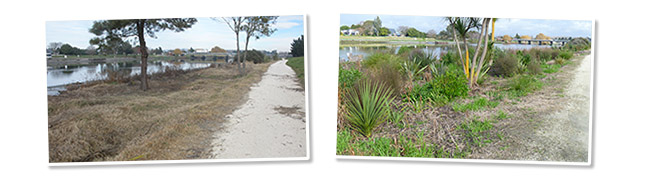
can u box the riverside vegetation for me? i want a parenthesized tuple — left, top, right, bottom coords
(337, 37, 591, 158)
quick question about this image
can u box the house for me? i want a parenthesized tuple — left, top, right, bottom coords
(194, 48, 209, 54)
(388, 28, 401, 37)
(341, 29, 360, 36)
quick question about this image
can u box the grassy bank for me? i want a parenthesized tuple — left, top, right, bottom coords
(286, 57, 305, 89)
(48, 62, 272, 162)
(337, 43, 590, 158)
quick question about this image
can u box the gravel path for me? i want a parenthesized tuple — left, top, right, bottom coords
(211, 59, 307, 159)
(501, 54, 592, 162)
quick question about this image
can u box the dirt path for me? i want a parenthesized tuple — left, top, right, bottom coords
(492, 54, 592, 162)
(211, 59, 307, 159)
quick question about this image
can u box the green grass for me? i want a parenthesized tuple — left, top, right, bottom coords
(505, 74, 543, 98)
(286, 57, 304, 88)
(458, 118, 496, 147)
(336, 129, 468, 158)
(542, 63, 562, 74)
(452, 97, 500, 112)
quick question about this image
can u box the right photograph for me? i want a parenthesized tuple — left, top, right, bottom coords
(337, 14, 593, 164)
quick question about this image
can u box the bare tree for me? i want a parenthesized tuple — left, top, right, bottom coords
(216, 17, 245, 74)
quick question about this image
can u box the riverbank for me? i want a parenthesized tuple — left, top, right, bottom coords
(48, 61, 273, 162)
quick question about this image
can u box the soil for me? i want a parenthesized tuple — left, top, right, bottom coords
(211, 59, 307, 159)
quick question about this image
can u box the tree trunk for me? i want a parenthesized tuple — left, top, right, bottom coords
(491, 19, 495, 41)
(137, 20, 149, 91)
(476, 19, 491, 84)
(450, 22, 465, 75)
(470, 18, 489, 87)
(243, 35, 251, 70)
(462, 38, 470, 79)
(235, 31, 241, 74)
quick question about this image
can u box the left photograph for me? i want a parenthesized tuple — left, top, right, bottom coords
(46, 15, 308, 164)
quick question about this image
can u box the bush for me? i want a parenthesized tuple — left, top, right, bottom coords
(506, 74, 542, 97)
(440, 52, 460, 65)
(527, 60, 543, 75)
(339, 67, 363, 89)
(363, 53, 402, 71)
(369, 63, 403, 97)
(558, 51, 573, 60)
(490, 53, 519, 77)
(408, 49, 435, 70)
(343, 80, 394, 137)
(397, 46, 413, 55)
(405, 66, 468, 104)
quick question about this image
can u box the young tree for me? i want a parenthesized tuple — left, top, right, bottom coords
(242, 16, 278, 70)
(218, 17, 244, 73)
(90, 18, 197, 90)
(47, 42, 63, 54)
(290, 35, 304, 57)
(446, 17, 491, 87)
(398, 26, 409, 36)
(189, 47, 195, 53)
(373, 16, 382, 36)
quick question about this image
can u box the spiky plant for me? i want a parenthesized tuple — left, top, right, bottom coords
(343, 80, 394, 137)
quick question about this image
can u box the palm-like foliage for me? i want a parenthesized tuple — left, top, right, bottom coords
(343, 80, 394, 137)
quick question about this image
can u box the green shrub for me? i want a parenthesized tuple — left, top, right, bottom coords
(343, 80, 394, 137)
(440, 51, 460, 65)
(363, 53, 402, 71)
(397, 46, 413, 55)
(555, 58, 567, 66)
(526, 60, 542, 75)
(490, 53, 519, 77)
(339, 67, 363, 89)
(405, 67, 468, 105)
(506, 74, 542, 97)
(408, 49, 435, 69)
(558, 51, 573, 60)
(370, 63, 403, 97)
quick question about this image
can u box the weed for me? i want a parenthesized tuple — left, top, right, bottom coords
(339, 67, 363, 89)
(495, 110, 509, 120)
(506, 74, 542, 98)
(459, 118, 496, 147)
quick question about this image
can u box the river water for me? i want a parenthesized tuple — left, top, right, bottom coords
(339, 43, 551, 61)
(47, 61, 212, 95)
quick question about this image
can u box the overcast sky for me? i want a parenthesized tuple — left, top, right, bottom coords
(46, 15, 304, 52)
(340, 14, 592, 38)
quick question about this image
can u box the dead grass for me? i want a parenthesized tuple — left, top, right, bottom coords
(48, 62, 272, 162)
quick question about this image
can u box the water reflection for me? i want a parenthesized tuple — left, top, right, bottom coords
(47, 61, 212, 95)
(339, 44, 550, 61)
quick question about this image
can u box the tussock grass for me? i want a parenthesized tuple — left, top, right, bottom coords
(48, 62, 272, 162)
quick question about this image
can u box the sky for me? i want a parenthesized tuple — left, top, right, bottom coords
(340, 14, 592, 38)
(46, 15, 304, 52)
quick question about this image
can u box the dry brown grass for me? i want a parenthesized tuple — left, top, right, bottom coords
(48, 62, 272, 162)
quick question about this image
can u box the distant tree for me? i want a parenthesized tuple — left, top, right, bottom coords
(398, 26, 409, 36)
(515, 33, 520, 39)
(234, 49, 265, 64)
(379, 27, 390, 36)
(210, 45, 227, 53)
(173, 48, 182, 56)
(90, 18, 196, 90)
(427, 29, 437, 38)
(361, 20, 375, 36)
(151, 47, 164, 55)
(340, 25, 350, 31)
(242, 16, 278, 70)
(85, 45, 97, 55)
(189, 47, 195, 53)
(47, 42, 63, 54)
(350, 24, 361, 29)
(58, 44, 85, 55)
(502, 35, 513, 42)
(406, 27, 426, 38)
(373, 16, 382, 36)
(290, 35, 304, 57)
